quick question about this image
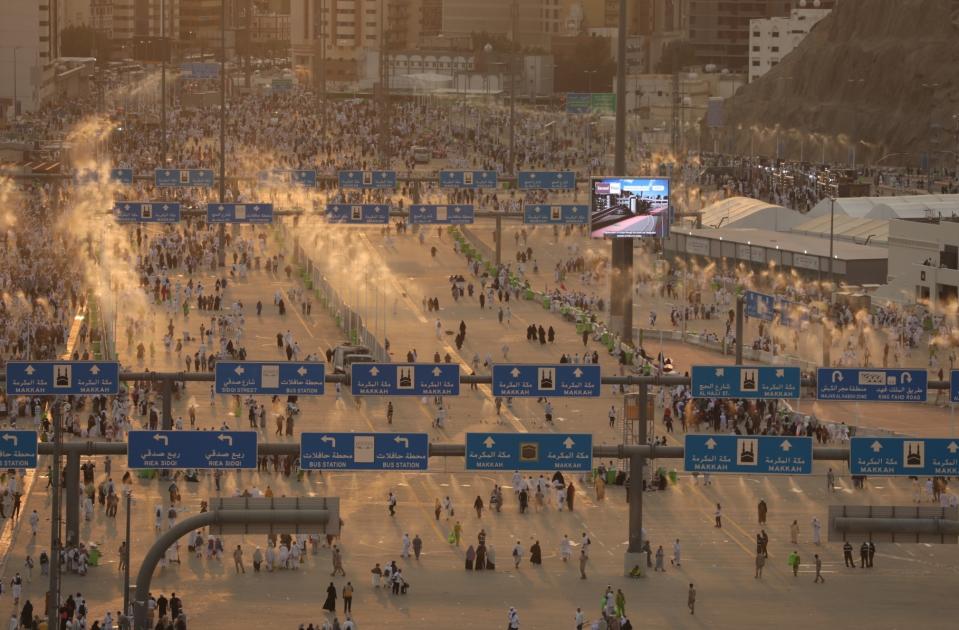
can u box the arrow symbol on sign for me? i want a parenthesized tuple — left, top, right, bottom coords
(775, 369, 784, 378)
(2, 434, 18, 447)
(832, 371, 843, 383)
(573, 368, 583, 378)
(153, 434, 169, 446)
(395, 436, 409, 448)
(870, 441, 883, 453)
(901, 372, 913, 383)
(90, 365, 100, 375)
(297, 366, 308, 376)
(483, 436, 496, 448)
(714, 368, 724, 377)
(369, 366, 380, 376)
(218, 434, 233, 446)
(563, 437, 575, 449)
(780, 440, 792, 452)
(705, 438, 717, 450)
(948, 442, 959, 454)
(432, 367, 443, 377)
(24, 365, 35, 375)
(510, 368, 521, 378)
(162, 205, 169, 211)
(321, 436, 336, 448)
(234, 365, 245, 376)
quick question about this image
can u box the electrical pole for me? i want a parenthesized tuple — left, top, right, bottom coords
(508, 0, 517, 175)
(320, 0, 327, 140)
(609, 0, 633, 346)
(160, 0, 167, 163)
(218, 0, 227, 267)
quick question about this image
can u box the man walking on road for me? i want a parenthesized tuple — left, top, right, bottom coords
(687, 584, 696, 615)
(758, 499, 767, 525)
(788, 550, 800, 577)
(579, 548, 588, 579)
(388, 491, 397, 517)
(814, 555, 825, 583)
(233, 545, 245, 574)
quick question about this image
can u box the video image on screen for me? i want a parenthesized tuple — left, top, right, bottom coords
(590, 177, 670, 238)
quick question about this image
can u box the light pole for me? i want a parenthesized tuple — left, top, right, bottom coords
(10, 46, 22, 119)
(828, 196, 836, 295)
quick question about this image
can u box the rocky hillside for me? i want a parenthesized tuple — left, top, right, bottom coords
(721, 0, 959, 167)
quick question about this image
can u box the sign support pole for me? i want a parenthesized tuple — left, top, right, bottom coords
(735, 294, 744, 365)
(495, 214, 502, 266)
(161, 378, 174, 430)
(65, 450, 81, 548)
(47, 400, 63, 625)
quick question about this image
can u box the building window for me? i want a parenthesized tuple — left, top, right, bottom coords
(752, 60, 760, 66)
(752, 31, 759, 37)
(752, 46, 759, 52)
(771, 31, 780, 37)
(771, 46, 779, 52)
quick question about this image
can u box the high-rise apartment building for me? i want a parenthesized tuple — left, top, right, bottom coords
(291, 0, 420, 87)
(686, 0, 793, 72)
(0, 2, 59, 116)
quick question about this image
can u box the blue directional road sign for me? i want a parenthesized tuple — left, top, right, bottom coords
(351, 363, 459, 396)
(951, 370, 959, 404)
(684, 434, 812, 475)
(154, 168, 215, 187)
(523, 204, 589, 225)
(850, 437, 959, 476)
(492, 364, 600, 397)
(215, 361, 325, 395)
(300, 432, 429, 470)
(180, 62, 219, 79)
(517, 171, 576, 190)
(0, 431, 38, 468)
(409, 204, 474, 225)
(565, 93, 591, 114)
(114, 201, 181, 223)
(206, 203, 274, 224)
(257, 169, 317, 187)
(691, 365, 800, 399)
(438, 170, 498, 189)
(5, 361, 119, 395)
(326, 204, 390, 224)
(338, 170, 397, 189)
(110, 168, 134, 184)
(744, 290, 775, 321)
(816, 368, 928, 402)
(465, 433, 593, 472)
(128, 431, 257, 469)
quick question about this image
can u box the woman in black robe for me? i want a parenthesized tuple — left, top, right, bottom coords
(475, 543, 487, 570)
(322, 582, 337, 612)
(530, 541, 542, 565)
(465, 545, 475, 570)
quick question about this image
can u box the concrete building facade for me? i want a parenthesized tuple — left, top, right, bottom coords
(0, 2, 58, 117)
(748, 3, 829, 82)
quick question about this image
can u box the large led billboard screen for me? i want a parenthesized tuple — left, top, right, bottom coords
(589, 177, 670, 238)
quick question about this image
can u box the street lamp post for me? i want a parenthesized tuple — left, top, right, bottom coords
(11, 46, 21, 119)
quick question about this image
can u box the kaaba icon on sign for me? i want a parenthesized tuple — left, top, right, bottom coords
(903, 441, 924, 468)
(741, 369, 758, 392)
(520, 443, 539, 462)
(397, 367, 414, 389)
(538, 368, 555, 390)
(54, 365, 72, 388)
(737, 438, 758, 466)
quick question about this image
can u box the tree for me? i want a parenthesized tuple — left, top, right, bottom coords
(655, 40, 696, 74)
(61, 26, 96, 57)
(553, 34, 615, 93)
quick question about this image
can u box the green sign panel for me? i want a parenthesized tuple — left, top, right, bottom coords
(590, 93, 615, 113)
